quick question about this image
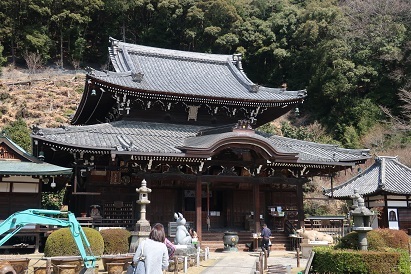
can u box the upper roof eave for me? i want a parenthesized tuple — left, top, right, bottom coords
(86, 72, 307, 105)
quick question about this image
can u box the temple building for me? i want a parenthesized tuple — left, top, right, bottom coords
(0, 135, 71, 217)
(324, 156, 411, 231)
(31, 38, 370, 240)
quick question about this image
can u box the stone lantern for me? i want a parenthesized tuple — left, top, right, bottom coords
(129, 179, 152, 252)
(350, 189, 374, 250)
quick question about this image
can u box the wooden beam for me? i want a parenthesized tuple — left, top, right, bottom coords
(72, 192, 101, 195)
(128, 172, 309, 185)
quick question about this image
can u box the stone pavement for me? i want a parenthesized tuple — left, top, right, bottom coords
(199, 250, 307, 274)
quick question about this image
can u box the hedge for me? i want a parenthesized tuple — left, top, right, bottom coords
(311, 246, 410, 274)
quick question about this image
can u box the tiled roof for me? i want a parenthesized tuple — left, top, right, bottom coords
(0, 136, 72, 175)
(99, 38, 306, 102)
(32, 121, 370, 165)
(0, 135, 39, 162)
(264, 135, 369, 163)
(183, 131, 369, 164)
(33, 121, 209, 154)
(324, 156, 411, 197)
(0, 161, 72, 176)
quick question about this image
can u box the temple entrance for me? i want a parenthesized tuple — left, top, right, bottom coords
(183, 187, 256, 230)
(183, 189, 225, 229)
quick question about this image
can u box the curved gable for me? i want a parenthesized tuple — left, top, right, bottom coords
(180, 131, 298, 162)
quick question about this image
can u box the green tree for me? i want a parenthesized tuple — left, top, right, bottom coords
(50, 0, 103, 68)
(42, 188, 66, 210)
(0, 43, 6, 75)
(1, 118, 32, 153)
(185, 0, 242, 53)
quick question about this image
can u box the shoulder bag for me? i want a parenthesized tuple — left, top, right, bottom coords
(127, 241, 146, 274)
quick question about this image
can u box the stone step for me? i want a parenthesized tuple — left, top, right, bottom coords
(201, 231, 290, 249)
(200, 240, 286, 252)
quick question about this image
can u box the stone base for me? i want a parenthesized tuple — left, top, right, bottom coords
(56, 264, 77, 274)
(174, 245, 197, 256)
(51, 259, 82, 274)
(106, 263, 124, 274)
(129, 230, 150, 253)
(300, 242, 329, 258)
(223, 246, 238, 252)
(101, 256, 133, 271)
(34, 266, 48, 274)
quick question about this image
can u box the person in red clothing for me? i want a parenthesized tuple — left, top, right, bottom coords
(261, 223, 271, 256)
(164, 237, 175, 259)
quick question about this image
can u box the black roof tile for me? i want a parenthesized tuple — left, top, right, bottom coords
(99, 38, 306, 102)
(324, 156, 411, 197)
(33, 121, 370, 165)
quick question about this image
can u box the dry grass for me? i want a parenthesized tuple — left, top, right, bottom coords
(0, 66, 84, 129)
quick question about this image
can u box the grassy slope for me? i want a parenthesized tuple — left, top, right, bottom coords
(0, 67, 84, 129)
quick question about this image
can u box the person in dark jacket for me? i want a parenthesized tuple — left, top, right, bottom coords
(261, 223, 271, 256)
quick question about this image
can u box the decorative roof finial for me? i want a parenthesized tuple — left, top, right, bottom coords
(232, 53, 243, 71)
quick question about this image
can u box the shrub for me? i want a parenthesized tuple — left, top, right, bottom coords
(375, 228, 410, 250)
(44, 227, 104, 257)
(336, 229, 410, 251)
(312, 246, 410, 274)
(100, 229, 131, 254)
(335, 231, 360, 250)
(366, 230, 387, 251)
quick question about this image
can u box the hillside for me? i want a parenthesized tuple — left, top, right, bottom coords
(0, 66, 84, 129)
(1, 66, 409, 170)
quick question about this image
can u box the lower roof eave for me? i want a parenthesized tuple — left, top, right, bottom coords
(113, 150, 207, 162)
(0, 171, 72, 176)
(326, 190, 379, 199)
(270, 160, 358, 169)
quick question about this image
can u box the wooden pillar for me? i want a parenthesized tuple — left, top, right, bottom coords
(73, 166, 78, 193)
(253, 183, 260, 233)
(196, 175, 202, 242)
(296, 182, 304, 228)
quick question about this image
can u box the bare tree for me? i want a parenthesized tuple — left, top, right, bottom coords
(23, 52, 43, 74)
(398, 89, 411, 121)
(340, 0, 411, 55)
(71, 59, 80, 72)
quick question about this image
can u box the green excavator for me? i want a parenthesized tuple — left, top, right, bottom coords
(0, 209, 97, 274)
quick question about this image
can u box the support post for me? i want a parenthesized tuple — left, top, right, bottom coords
(46, 258, 52, 274)
(296, 182, 304, 228)
(174, 257, 178, 274)
(196, 175, 202, 242)
(253, 183, 260, 233)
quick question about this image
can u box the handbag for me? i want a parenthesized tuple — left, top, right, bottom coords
(126, 264, 134, 274)
(134, 241, 146, 274)
(127, 241, 146, 274)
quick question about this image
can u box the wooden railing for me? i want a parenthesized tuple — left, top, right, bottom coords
(304, 216, 350, 238)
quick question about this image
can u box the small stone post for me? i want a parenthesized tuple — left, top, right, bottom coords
(129, 179, 152, 252)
